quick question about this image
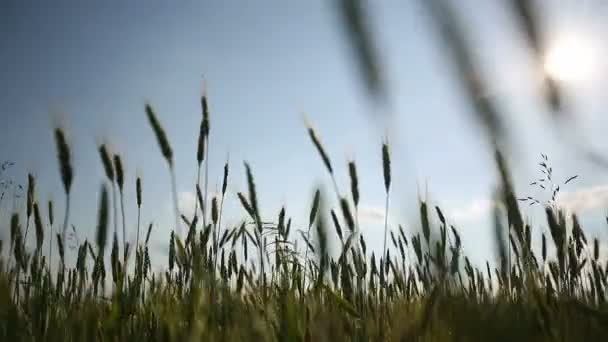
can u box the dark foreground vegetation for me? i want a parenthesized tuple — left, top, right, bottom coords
(1, 92, 608, 341)
(3, 0, 608, 339)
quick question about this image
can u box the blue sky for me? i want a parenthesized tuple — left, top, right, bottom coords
(2, 0, 608, 269)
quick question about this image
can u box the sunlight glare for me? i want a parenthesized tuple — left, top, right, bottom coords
(544, 33, 597, 84)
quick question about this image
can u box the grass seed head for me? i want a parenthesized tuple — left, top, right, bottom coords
(98, 144, 114, 181)
(96, 184, 109, 253)
(435, 206, 446, 225)
(306, 124, 333, 175)
(48, 200, 54, 225)
(420, 201, 430, 244)
(145, 104, 173, 167)
(136, 176, 142, 208)
(382, 140, 391, 193)
(54, 128, 73, 194)
(222, 162, 229, 195)
(57, 233, 65, 263)
(113, 154, 124, 192)
(201, 93, 210, 137)
(593, 238, 600, 262)
(237, 192, 254, 219)
(27, 173, 35, 218)
(340, 197, 355, 233)
(145, 223, 153, 245)
(169, 231, 175, 271)
(330, 209, 343, 242)
(309, 189, 321, 229)
(33, 202, 44, 251)
(212, 197, 219, 225)
(244, 162, 262, 233)
(348, 161, 359, 207)
(197, 120, 206, 165)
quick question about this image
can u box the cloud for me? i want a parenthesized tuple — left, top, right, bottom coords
(442, 184, 608, 225)
(357, 199, 495, 227)
(449, 198, 495, 222)
(556, 185, 608, 213)
(358, 205, 385, 225)
(176, 190, 222, 219)
(175, 191, 196, 219)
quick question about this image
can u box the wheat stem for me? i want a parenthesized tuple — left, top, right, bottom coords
(61, 194, 71, 268)
(170, 167, 181, 237)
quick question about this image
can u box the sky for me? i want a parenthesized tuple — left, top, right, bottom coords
(2, 0, 608, 270)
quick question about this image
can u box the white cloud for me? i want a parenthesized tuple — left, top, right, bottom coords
(358, 205, 385, 225)
(175, 190, 223, 219)
(357, 199, 495, 228)
(449, 198, 495, 222)
(177, 191, 197, 219)
(556, 185, 608, 213)
(442, 184, 608, 224)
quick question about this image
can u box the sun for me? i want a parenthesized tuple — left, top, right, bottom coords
(543, 33, 597, 83)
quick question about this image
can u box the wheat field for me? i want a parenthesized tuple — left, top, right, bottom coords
(4, 0, 608, 340)
(1, 93, 607, 341)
